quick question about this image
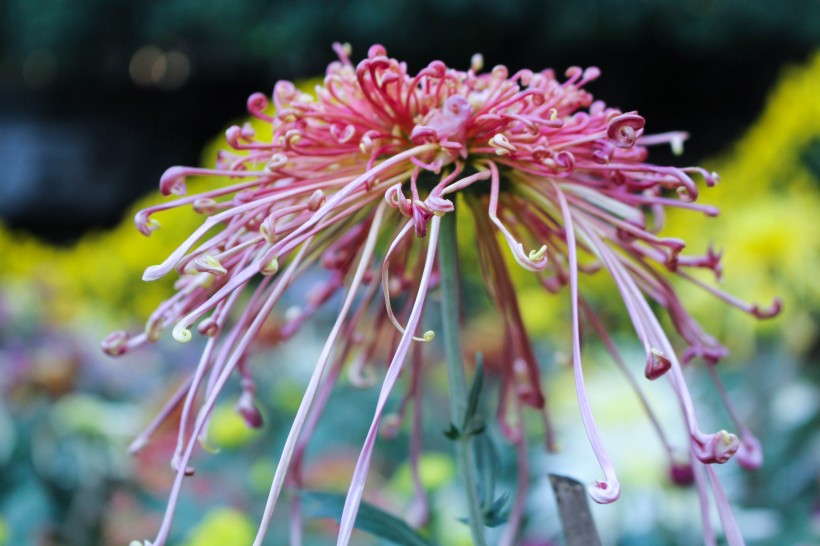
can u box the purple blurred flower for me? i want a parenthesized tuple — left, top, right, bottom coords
(107, 44, 779, 546)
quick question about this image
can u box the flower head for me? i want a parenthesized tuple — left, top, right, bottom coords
(107, 43, 779, 545)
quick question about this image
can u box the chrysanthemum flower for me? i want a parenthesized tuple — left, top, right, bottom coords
(106, 43, 780, 546)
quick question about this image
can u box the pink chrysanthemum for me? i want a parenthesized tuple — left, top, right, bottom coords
(106, 44, 780, 546)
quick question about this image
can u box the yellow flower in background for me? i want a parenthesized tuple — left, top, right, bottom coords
(181, 509, 255, 546)
(664, 50, 820, 355)
(0, 190, 197, 323)
(206, 401, 262, 450)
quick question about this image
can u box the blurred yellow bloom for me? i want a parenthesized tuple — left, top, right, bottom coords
(182, 508, 255, 546)
(389, 452, 456, 493)
(0, 195, 197, 322)
(664, 50, 820, 355)
(206, 401, 261, 450)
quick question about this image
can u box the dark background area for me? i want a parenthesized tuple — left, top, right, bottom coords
(1, 0, 819, 242)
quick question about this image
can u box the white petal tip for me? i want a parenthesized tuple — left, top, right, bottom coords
(588, 480, 620, 504)
(142, 265, 165, 282)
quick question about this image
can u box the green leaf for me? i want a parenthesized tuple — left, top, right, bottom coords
(443, 423, 461, 440)
(302, 491, 435, 546)
(456, 494, 510, 528)
(483, 493, 510, 528)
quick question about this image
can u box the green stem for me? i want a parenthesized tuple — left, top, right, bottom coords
(438, 206, 487, 546)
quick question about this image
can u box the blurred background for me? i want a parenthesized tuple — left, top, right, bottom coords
(0, 1, 818, 545)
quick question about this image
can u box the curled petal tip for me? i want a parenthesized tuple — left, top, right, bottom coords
(101, 330, 130, 356)
(247, 92, 269, 116)
(425, 59, 447, 78)
(518, 251, 548, 272)
(368, 44, 387, 58)
(225, 124, 239, 140)
(693, 430, 739, 464)
(564, 66, 582, 80)
(489, 133, 516, 155)
(645, 347, 672, 380)
(425, 195, 454, 215)
(172, 324, 192, 343)
(192, 197, 217, 214)
(607, 112, 645, 149)
(526, 254, 549, 272)
(134, 210, 160, 237)
(528, 244, 548, 262)
(159, 166, 188, 196)
(675, 184, 699, 203)
(588, 480, 620, 504)
(236, 392, 264, 429)
(753, 297, 782, 319)
(266, 153, 288, 171)
(506, 242, 548, 272)
(197, 317, 220, 337)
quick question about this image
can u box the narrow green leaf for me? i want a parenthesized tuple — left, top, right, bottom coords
(458, 493, 510, 528)
(302, 491, 435, 546)
(443, 423, 461, 440)
(483, 493, 511, 527)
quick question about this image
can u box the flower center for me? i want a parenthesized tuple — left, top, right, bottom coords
(410, 95, 472, 146)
